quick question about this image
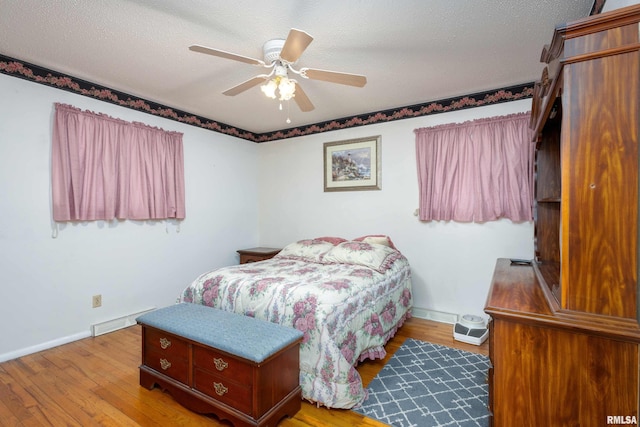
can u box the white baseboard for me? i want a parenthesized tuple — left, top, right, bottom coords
(0, 307, 158, 363)
(91, 307, 156, 337)
(411, 307, 460, 324)
(0, 331, 91, 363)
(0, 306, 454, 363)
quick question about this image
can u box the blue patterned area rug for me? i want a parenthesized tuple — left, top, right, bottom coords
(353, 339, 490, 427)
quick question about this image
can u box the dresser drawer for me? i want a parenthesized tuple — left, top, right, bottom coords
(194, 367, 252, 414)
(144, 347, 189, 383)
(193, 346, 252, 384)
(144, 328, 189, 359)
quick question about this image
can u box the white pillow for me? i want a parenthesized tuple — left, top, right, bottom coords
(353, 234, 398, 250)
(274, 239, 334, 263)
(322, 241, 402, 273)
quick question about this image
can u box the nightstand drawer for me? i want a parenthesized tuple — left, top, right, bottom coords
(240, 254, 268, 263)
(237, 247, 281, 264)
(193, 346, 252, 384)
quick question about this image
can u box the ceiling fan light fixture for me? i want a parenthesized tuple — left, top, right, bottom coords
(278, 77, 296, 101)
(260, 75, 296, 102)
(260, 78, 278, 99)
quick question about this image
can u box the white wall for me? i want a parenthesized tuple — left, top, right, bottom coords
(0, 70, 535, 361)
(258, 100, 534, 320)
(603, 0, 640, 12)
(0, 74, 260, 361)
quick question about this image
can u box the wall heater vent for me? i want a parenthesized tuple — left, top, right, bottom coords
(91, 307, 156, 337)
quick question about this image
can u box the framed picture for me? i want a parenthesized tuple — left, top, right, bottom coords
(323, 135, 381, 192)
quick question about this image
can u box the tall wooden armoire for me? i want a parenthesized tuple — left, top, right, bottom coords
(485, 5, 640, 426)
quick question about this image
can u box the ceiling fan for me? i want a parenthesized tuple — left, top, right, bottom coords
(189, 29, 367, 113)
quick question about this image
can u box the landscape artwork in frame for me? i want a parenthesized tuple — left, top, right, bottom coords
(324, 136, 381, 192)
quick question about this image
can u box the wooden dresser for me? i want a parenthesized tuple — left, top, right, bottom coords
(137, 303, 303, 427)
(485, 5, 640, 426)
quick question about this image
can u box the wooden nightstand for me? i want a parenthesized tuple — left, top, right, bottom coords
(237, 247, 281, 264)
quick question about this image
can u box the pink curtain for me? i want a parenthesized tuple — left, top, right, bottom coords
(52, 103, 185, 221)
(415, 112, 534, 222)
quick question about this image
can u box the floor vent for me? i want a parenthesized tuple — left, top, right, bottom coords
(91, 307, 156, 337)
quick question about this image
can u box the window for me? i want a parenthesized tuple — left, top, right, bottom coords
(415, 112, 533, 222)
(51, 103, 185, 221)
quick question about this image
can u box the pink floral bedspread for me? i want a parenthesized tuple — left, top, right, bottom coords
(179, 254, 412, 408)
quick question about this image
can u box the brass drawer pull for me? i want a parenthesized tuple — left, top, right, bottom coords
(159, 337, 171, 349)
(159, 358, 171, 370)
(213, 357, 228, 371)
(213, 382, 228, 396)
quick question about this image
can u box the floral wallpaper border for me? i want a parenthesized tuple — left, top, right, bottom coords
(1, 53, 534, 143)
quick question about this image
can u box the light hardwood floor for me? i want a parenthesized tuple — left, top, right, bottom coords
(0, 317, 488, 426)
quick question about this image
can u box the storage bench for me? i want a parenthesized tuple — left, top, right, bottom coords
(136, 303, 303, 427)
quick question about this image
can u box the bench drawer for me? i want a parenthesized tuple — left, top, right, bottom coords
(193, 367, 252, 414)
(144, 347, 189, 384)
(144, 328, 189, 359)
(193, 346, 252, 384)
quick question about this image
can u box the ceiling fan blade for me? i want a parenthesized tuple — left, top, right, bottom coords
(189, 44, 265, 66)
(293, 83, 314, 112)
(223, 75, 268, 96)
(279, 29, 313, 64)
(302, 68, 367, 87)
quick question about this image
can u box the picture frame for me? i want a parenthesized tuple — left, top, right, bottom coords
(323, 135, 381, 192)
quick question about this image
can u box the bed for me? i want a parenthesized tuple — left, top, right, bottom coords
(178, 236, 413, 409)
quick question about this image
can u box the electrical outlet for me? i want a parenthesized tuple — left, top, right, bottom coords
(92, 294, 102, 308)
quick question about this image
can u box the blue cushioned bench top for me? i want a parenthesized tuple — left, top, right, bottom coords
(136, 303, 303, 363)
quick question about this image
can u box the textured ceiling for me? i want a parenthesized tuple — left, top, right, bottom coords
(0, 0, 595, 134)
